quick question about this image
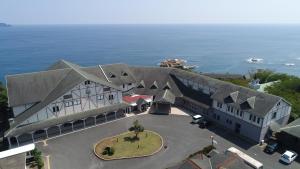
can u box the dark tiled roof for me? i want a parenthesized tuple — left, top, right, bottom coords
(280, 118, 300, 139)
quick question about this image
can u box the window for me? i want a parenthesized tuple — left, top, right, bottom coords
(123, 84, 125, 88)
(217, 115, 220, 120)
(227, 106, 230, 112)
(252, 115, 256, 122)
(249, 114, 252, 121)
(63, 94, 72, 100)
(137, 84, 144, 88)
(97, 95, 104, 100)
(109, 73, 116, 78)
(73, 99, 81, 105)
(52, 106, 59, 112)
(109, 95, 114, 100)
(239, 111, 243, 117)
(257, 118, 260, 124)
(128, 83, 132, 86)
(64, 101, 73, 107)
(103, 87, 110, 92)
(230, 107, 234, 113)
(85, 80, 91, 85)
(85, 88, 91, 95)
(122, 72, 128, 76)
(217, 102, 223, 108)
(277, 102, 281, 106)
(272, 112, 277, 119)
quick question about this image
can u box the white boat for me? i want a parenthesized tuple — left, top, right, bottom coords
(246, 57, 263, 64)
(284, 63, 295, 66)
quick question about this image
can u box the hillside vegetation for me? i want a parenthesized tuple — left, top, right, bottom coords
(254, 70, 300, 120)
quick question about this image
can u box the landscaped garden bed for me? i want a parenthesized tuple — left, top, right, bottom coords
(94, 120, 163, 160)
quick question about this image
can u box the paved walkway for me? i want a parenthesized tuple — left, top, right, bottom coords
(36, 113, 300, 169)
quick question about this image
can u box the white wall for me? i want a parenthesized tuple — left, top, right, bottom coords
(19, 81, 123, 126)
(262, 99, 291, 127)
(212, 100, 262, 127)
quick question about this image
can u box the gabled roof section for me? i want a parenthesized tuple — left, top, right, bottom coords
(163, 81, 171, 90)
(150, 81, 158, 89)
(154, 89, 175, 104)
(246, 96, 256, 109)
(6, 68, 72, 107)
(229, 91, 239, 103)
(47, 59, 80, 70)
(137, 80, 145, 88)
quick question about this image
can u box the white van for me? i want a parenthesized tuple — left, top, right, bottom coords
(192, 114, 203, 124)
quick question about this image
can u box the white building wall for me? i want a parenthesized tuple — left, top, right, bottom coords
(212, 100, 262, 127)
(262, 99, 291, 127)
(20, 81, 122, 126)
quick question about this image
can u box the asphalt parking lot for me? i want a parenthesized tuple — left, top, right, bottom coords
(37, 114, 300, 169)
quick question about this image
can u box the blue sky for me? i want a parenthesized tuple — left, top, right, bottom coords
(1, 0, 300, 24)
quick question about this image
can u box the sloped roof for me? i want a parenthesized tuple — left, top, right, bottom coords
(5, 61, 121, 136)
(154, 89, 176, 104)
(6, 68, 71, 107)
(280, 118, 300, 139)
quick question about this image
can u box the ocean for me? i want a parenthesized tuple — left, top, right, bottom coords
(1, 24, 300, 82)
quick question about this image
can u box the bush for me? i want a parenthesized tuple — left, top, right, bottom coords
(31, 148, 44, 169)
(102, 147, 115, 156)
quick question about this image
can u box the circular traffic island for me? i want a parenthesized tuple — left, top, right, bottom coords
(94, 130, 163, 160)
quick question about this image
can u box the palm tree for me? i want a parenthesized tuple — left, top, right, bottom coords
(129, 120, 144, 139)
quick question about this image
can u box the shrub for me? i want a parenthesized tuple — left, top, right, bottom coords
(31, 148, 44, 169)
(102, 147, 115, 156)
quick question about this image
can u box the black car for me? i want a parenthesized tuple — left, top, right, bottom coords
(265, 141, 279, 154)
(199, 120, 211, 128)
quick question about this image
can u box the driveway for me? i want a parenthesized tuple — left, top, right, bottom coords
(36, 114, 300, 169)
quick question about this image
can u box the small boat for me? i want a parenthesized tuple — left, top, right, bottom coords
(284, 63, 295, 66)
(159, 58, 196, 70)
(246, 57, 263, 64)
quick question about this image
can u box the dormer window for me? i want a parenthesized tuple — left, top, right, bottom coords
(137, 80, 145, 89)
(122, 72, 128, 76)
(109, 73, 116, 78)
(85, 80, 91, 85)
(277, 102, 281, 106)
(150, 81, 158, 89)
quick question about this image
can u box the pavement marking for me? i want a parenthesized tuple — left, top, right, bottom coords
(43, 140, 48, 146)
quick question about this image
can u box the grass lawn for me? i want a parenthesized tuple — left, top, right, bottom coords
(94, 130, 163, 160)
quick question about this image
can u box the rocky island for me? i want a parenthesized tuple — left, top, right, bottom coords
(0, 23, 11, 27)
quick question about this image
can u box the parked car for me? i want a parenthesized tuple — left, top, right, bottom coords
(279, 150, 298, 164)
(199, 119, 211, 128)
(264, 141, 279, 154)
(191, 115, 203, 124)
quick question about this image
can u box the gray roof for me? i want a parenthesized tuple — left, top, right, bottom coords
(210, 151, 253, 169)
(154, 89, 176, 104)
(6, 60, 287, 136)
(0, 153, 26, 169)
(280, 118, 300, 139)
(5, 60, 122, 136)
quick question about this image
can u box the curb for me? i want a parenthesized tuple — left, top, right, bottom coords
(93, 130, 164, 161)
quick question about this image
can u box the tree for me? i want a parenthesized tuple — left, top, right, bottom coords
(129, 120, 144, 139)
(0, 82, 11, 134)
(32, 148, 44, 169)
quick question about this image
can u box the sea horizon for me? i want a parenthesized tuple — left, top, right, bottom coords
(1, 24, 300, 82)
